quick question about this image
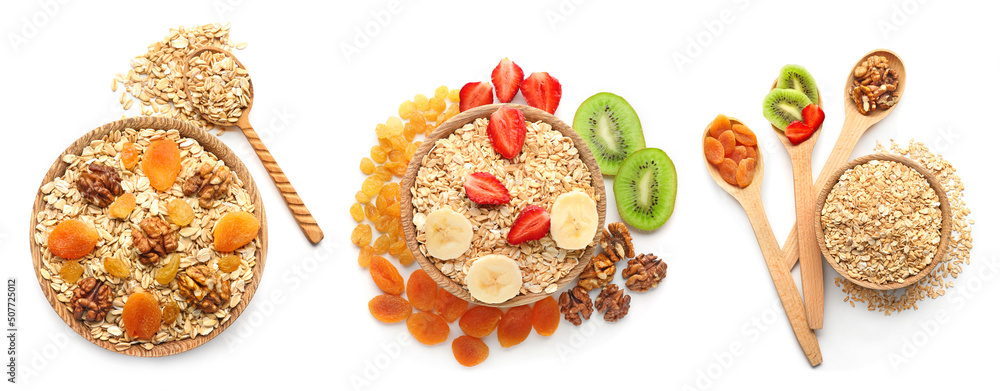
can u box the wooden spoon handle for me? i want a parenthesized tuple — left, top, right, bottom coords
(789, 148, 823, 329)
(737, 195, 823, 366)
(237, 120, 325, 244)
(782, 120, 868, 271)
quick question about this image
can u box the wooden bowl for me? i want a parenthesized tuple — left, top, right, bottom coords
(813, 154, 951, 290)
(29, 116, 268, 356)
(400, 104, 606, 307)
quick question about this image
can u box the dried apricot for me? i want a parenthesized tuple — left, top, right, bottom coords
(59, 260, 83, 284)
(122, 291, 161, 340)
(406, 312, 449, 345)
(746, 146, 758, 161)
(48, 219, 99, 259)
(369, 294, 412, 323)
(737, 158, 757, 188)
(358, 245, 375, 268)
(108, 193, 136, 219)
(161, 300, 180, 325)
(370, 256, 404, 295)
(704, 137, 725, 165)
(373, 234, 390, 254)
(532, 296, 560, 336)
(459, 306, 503, 338)
(708, 114, 731, 138)
(166, 199, 195, 227)
(120, 142, 139, 170)
(497, 305, 532, 348)
(213, 211, 260, 252)
(436, 287, 468, 323)
(350, 203, 364, 222)
(155, 254, 181, 285)
(141, 139, 181, 191)
(733, 124, 757, 147)
(407, 269, 437, 312)
(728, 146, 748, 162)
(719, 158, 739, 186)
(718, 130, 736, 155)
(452, 335, 489, 367)
(103, 256, 131, 279)
(351, 223, 373, 248)
(360, 157, 376, 175)
(218, 254, 241, 273)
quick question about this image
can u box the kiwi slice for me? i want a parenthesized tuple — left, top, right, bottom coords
(776, 64, 819, 104)
(763, 88, 811, 131)
(613, 148, 677, 231)
(573, 92, 646, 175)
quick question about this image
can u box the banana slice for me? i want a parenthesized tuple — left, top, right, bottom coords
(466, 254, 522, 304)
(423, 208, 473, 260)
(549, 190, 599, 250)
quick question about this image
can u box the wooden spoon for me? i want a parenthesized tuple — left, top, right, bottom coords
(703, 117, 822, 367)
(778, 50, 906, 272)
(769, 79, 824, 329)
(184, 46, 324, 244)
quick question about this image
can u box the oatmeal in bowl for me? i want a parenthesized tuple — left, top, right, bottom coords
(400, 104, 606, 307)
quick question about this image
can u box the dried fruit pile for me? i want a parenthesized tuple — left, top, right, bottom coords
(35, 128, 260, 351)
(704, 115, 759, 188)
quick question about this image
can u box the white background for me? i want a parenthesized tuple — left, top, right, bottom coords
(1, 0, 997, 389)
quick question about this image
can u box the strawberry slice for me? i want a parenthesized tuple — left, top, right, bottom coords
(491, 58, 524, 103)
(507, 205, 550, 245)
(487, 106, 527, 159)
(520, 72, 562, 114)
(802, 104, 825, 130)
(464, 172, 511, 205)
(784, 121, 815, 145)
(459, 82, 494, 112)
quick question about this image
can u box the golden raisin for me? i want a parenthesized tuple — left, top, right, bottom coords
(218, 254, 241, 273)
(59, 260, 84, 284)
(213, 211, 260, 252)
(459, 306, 504, 338)
(383, 201, 401, 218)
(166, 199, 195, 227)
(532, 296, 560, 336)
(370, 146, 388, 164)
(380, 182, 400, 200)
(375, 123, 393, 139)
(122, 291, 161, 340)
(373, 234, 390, 254)
(360, 157, 376, 175)
(384, 161, 407, 177)
(407, 312, 449, 345)
(103, 257, 131, 279)
(434, 85, 448, 99)
(373, 166, 392, 182)
(452, 335, 489, 367)
(141, 139, 182, 191)
(369, 294, 412, 323)
(374, 215, 393, 233)
(362, 176, 384, 197)
(404, 143, 417, 161)
(448, 88, 460, 103)
(161, 300, 180, 325)
(387, 149, 404, 163)
(120, 142, 139, 170)
(350, 203, 365, 223)
(370, 256, 404, 295)
(358, 245, 375, 268)
(414, 94, 430, 111)
(355, 191, 370, 204)
(429, 96, 446, 113)
(497, 305, 532, 348)
(406, 269, 437, 312)
(108, 193, 136, 219)
(364, 202, 380, 221)
(155, 254, 180, 285)
(48, 219, 99, 260)
(398, 101, 417, 118)
(386, 116, 404, 135)
(436, 287, 468, 323)
(388, 239, 406, 256)
(397, 249, 415, 266)
(352, 224, 373, 248)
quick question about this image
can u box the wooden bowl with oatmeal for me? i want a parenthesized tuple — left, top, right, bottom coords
(400, 104, 606, 307)
(814, 154, 951, 290)
(30, 116, 267, 356)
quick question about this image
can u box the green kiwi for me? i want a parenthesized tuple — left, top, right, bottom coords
(762, 88, 810, 131)
(776, 64, 819, 104)
(613, 148, 677, 231)
(573, 92, 646, 175)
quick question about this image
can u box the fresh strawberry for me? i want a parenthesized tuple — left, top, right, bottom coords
(464, 172, 511, 205)
(459, 82, 494, 112)
(487, 106, 527, 159)
(802, 104, 825, 130)
(491, 58, 524, 103)
(784, 121, 814, 145)
(507, 205, 550, 245)
(520, 72, 562, 114)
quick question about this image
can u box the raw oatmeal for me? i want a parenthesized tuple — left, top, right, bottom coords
(411, 118, 598, 296)
(35, 127, 258, 351)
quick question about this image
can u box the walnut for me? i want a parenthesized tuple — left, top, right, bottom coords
(177, 264, 231, 313)
(877, 92, 900, 109)
(558, 286, 593, 326)
(131, 217, 178, 265)
(578, 253, 616, 291)
(76, 163, 123, 207)
(182, 163, 232, 208)
(622, 253, 668, 292)
(851, 85, 874, 115)
(851, 55, 898, 115)
(595, 284, 631, 322)
(599, 222, 634, 263)
(71, 277, 113, 322)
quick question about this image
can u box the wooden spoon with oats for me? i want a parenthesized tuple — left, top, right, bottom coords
(184, 46, 324, 244)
